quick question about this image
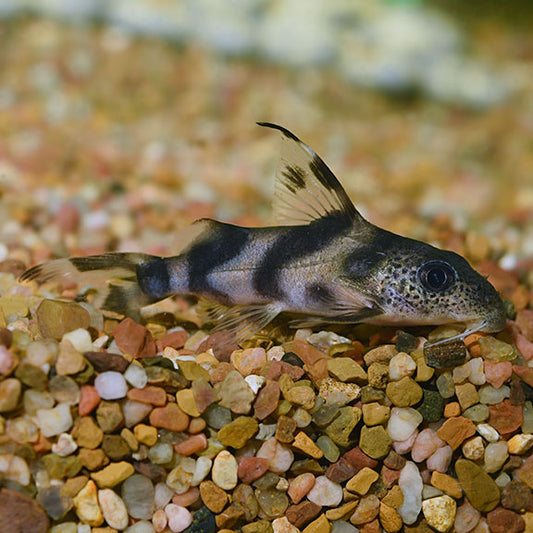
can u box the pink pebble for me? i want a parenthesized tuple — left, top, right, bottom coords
(514, 333, 533, 361)
(78, 385, 100, 416)
(411, 428, 445, 463)
(454, 501, 481, 533)
(0, 346, 15, 375)
(256, 437, 294, 474)
(484, 361, 513, 389)
(152, 509, 168, 532)
(237, 456, 269, 484)
(288, 472, 316, 504)
(165, 504, 192, 533)
(393, 429, 418, 455)
(426, 445, 453, 472)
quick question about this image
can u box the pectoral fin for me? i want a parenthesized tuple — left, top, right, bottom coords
(198, 298, 283, 342)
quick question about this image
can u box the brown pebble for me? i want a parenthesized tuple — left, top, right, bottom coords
(488, 400, 524, 435)
(156, 330, 188, 351)
(149, 402, 189, 432)
(486, 507, 525, 533)
(254, 380, 280, 420)
(113, 317, 156, 358)
(0, 488, 49, 533)
(200, 480, 228, 513)
(84, 351, 129, 373)
(436, 416, 476, 450)
(127, 385, 167, 406)
(238, 457, 269, 484)
(275, 415, 298, 444)
(286, 501, 322, 528)
(501, 480, 533, 512)
(293, 340, 329, 366)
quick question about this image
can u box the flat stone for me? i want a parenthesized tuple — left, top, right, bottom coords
(293, 431, 324, 459)
(275, 415, 298, 443)
(424, 340, 467, 368)
(84, 351, 129, 373)
(455, 459, 500, 512)
(517, 454, 533, 489)
(501, 480, 533, 512)
(218, 416, 258, 449)
(127, 385, 167, 406)
(436, 416, 476, 450)
(362, 402, 390, 426)
(15, 362, 48, 390)
(91, 461, 135, 488)
(113, 317, 156, 358)
(455, 382, 480, 410)
(218, 370, 255, 414)
(199, 480, 228, 513)
(430, 471, 462, 499)
(346, 467, 379, 495)
(149, 402, 189, 432)
(176, 388, 201, 417)
(231, 347, 267, 376)
(212, 451, 238, 490)
(325, 406, 361, 448)
(286, 501, 321, 529)
(422, 496, 456, 533)
(72, 480, 103, 527)
(96, 401, 124, 433)
(56, 341, 86, 376)
(359, 425, 391, 460)
(386, 377, 423, 407)
(0, 487, 49, 533)
(176, 360, 210, 381)
(327, 358, 367, 383)
(72, 416, 104, 449)
(36, 300, 90, 340)
(0, 377, 21, 412)
(350, 494, 380, 525)
(484, 361, 512, 389)
(307, 475, 343, 507)
(488, 400, 523, 435)
(78, 448, 109, 471)
(486, 507, 525, 533)
(379, 502, 403, 533)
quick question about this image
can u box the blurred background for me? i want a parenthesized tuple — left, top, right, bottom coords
(0, 0, 532, 278)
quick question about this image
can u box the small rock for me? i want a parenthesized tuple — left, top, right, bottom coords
(0, 487, 50, 533)
(94, 371, 128, 400)
(212, 450, 238, 490)
(455, 459, 500, 512)
(91, 461, 135, 488)
(124, 363, 148, 388)
(397, 461, 423, 525)
(36, 403, 73, 437)
(325, 406, 361, 447)
(424, 340, 467, 368)
(484, 441, 509, 473)
(387, 407, 423, 441)
(484, 361, 512, 389)
(96, 400, 124, 433)
(486, 507, 525, 533)
(149, 403, 189, 432)
(436, 416, 476, 450)
(426, 445, 453, 473)
(55, 341, 86, 376)
(292, 431, 324, 459)
(454, 502, 480, 533)
(389, 352, 416, 381)
(478, 337, 517, 362)
(231, 347, 267, 376)
(113, 317, 157, 358)
(379, 502, 403, 533)
(417, 389, 445, 422)
(456, 382, 480, 410)
(285, 501, 321, 528)
(488, 400, 523, 435)
(36, 300, 90, 340)
(217, 416, 258, 449)
(430, 471, 462, 499)
(0, 378, 21, 412)
(165, 504, 192, 532)
(359, 425, 391, 460)
(422, 495, 456, 533)
(350, 494, 380, 525)
(257, 437, 294, 474)
(411, 428, 445, 463)
(121, 474, 155, 519)
(238, 457, 269, 485)
(327, 357, 367, 383)
(98, 489, 128, 530)
(307, 475, 343, 507)
(288, 472, 316, 504)
(386, 377, 423, 407)
(346, 467, 379, 495)
(73, 480, 103, 527)
(218, 370, 255, 414)
(362, 402, 390, 426)
(508, 433, 533, 454)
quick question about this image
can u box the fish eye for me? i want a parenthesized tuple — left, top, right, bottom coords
(418, 261, 456, 292)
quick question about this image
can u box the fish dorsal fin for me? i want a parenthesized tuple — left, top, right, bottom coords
(258, 122, 365, 226)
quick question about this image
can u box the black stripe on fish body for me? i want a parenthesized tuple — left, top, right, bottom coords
(136, 256, 171, 298)
(187, 222, 251, 299)
(253, 212, 352, 300)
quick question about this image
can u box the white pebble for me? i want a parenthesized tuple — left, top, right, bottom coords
(51, 433, 78, 457)
(256, 437, 294, 474)
(495, 471, 511, 489)
(307, 475, 343, 507)
(36, 403, 73, 437)
(389, 352, 416, 381)
(476, 423, 499, 442)
(124, 363, 148, 389)
(468, 357, 486, 385)
(484, 441, 508, 473)
(98, 489, 129, 530)
(165, 504, 192, 532)
(272, 517, 299, 532)
(398, 461, 423, 525)
(426, 445, 453, 473)
(62, 328, 93, 353)
(154, 482, 174, 509)
(245, 374, 265, 394)
(212, 450, 238, 490)
(78, 525, 91, 533)
(387, 407, 423, 441)
(50, 523, 77, 533)
(190, 456, 212, 486)
(124, 521, 155, 533)
(452, 362, 471, 384)
(0, 454, 30, 485)
(94, 371, 128, 400)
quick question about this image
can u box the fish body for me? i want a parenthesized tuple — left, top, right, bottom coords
(21, 123, 506, 340)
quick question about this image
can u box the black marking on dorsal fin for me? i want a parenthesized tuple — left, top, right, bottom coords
(257, 122, 366, 227)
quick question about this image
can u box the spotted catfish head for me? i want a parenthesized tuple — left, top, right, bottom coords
(259, 121, 506, 338)
(340, 228, 507, 334)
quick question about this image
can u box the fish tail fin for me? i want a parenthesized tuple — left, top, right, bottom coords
(20, 252, 160, 319)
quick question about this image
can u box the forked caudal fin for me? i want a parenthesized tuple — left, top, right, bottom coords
(20, 253, 158, 320)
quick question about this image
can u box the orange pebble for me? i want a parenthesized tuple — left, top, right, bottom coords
(444, 402, 461, 418)
(173, 433, 208, 456)
(188, 417, 207, 434)
(78, 385, 100, 416)
(172, 486, 200, 507)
